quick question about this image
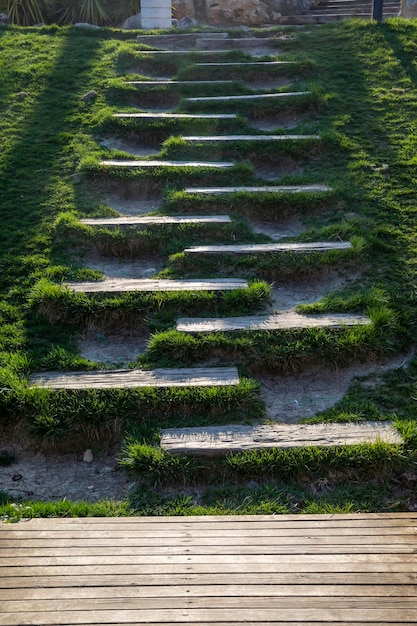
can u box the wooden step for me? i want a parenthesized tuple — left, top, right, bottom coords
(183, 184, 332, 195)
(181, 134, 320, 143)
(126, 81, 234, 86)
(136, 33, 229, 49)
(195, 61, 296, 67)
(184, 242, 352, 255)
(135, 50, 233, 55)
(79, 215, 232, 228)
(185, 91, 310, 103)
(30, 367, 240, 390)
(99, 160, 234, 169)
(161, 422, 403, 455)
(176, 312, 371, 333)
(112, 113, 238, 120)
(65, 278, 249, 294)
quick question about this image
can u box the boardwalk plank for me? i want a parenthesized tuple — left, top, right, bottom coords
(1, 515, 416, 624)
(181, 134, 320, 142)
(176, 312, 371, 332)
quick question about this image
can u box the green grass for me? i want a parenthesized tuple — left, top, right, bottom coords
(2, 20, 417, 514)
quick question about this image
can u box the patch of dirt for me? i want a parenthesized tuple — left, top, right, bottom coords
(0, 432, 130, 503)
(250, 111, 310, 131)
(269, 271, 359, 310)
(254, 160, 304, 181)
(260, 354, 413, 424)
(103, 193, 162, 215)
(82, 255, 164, 279)
(79, 329, 148, 366)
(249, 216, 305, 240)
(99, 136, 160, 157)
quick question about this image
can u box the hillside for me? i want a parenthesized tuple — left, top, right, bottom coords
(0, 20, 417, 518)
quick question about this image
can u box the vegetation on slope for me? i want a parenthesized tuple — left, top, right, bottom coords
(1, 20, 417, 516)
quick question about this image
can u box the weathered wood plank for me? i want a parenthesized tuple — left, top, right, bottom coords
(184, 241, 352, 255)
(183, 184, 332, 195)
(126, 80, 234, 86)
(4, 512, 416, 525)
(2, 584, 417, 600)
(64, 278, 248, 293)
(112, 113, 238, 119)
(161, 422, 402, 455)
(181, 134, 320, 142)
(1, 572, 417, 589)
(29, 367, 240, 390)
(176, 312, 371, 333)
(195, 61, 296, 67)
(185, 91, 310, 102)
(79, 215, 232, 227)
(99, 159, 234, 168)
(1, 607, 417, 625)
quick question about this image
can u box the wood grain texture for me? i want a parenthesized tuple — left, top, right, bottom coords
(29, 367, 240, 389)
(184, 241, 352, 254)
(113, 113, 238, 119)
(176, 311, 371, 333)
(64, 278, 248, 293)
(79, 215, 232, 227)
(99, 160, 234, 168)
(185, 91, 310, 102)
(183, 184, 332, 194)
(1, 514, 417, 624)
(181, 135, 320, 142)
(161, 422, 403, 454)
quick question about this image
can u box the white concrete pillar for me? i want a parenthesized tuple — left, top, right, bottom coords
(141, 0, 172, 29)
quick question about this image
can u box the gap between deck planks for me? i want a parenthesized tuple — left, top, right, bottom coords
(29, 367, 240, 390)
(1, 514, 416, 625)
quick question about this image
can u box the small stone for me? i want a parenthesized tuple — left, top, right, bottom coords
(12, 473, 22, 482)
(141, 268, 157, 278)
(122, 13, 142, 29)
(83, 449, 94, 463)
(247, 480, 259, 489)
(75, 22, 101, 29)
(81, 90, 98, 103)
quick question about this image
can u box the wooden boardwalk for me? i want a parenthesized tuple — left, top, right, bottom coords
(1, 514, 416, 625)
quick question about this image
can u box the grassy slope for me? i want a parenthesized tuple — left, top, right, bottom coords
(1, 20, 417, 517)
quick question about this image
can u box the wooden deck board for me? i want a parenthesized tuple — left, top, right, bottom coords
(184, 241, 352, 254)
(1, 514, 416, 625)
(64, 278, 248, 293)
(29, 367, 240, 390)
(0, 513, 417, 626)
(176, 311, 371, 332)
(181, 134, 320, 142)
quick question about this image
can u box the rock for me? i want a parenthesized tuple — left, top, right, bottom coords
(207, 0, 271, 25)
(0, 13, 9, 23)
(81, 90, 98, 103)
(247, 480, 259, 489)
(122, 13, 142, 29)
(12, 473, 22, 481)
(83, 449, 94, 463)
(173, 0, 196, 19)
(141, 267, 157, 278)
(270, 0, 312, 14)
(74, 22, 101, 29)
(177, 15, 198, 27)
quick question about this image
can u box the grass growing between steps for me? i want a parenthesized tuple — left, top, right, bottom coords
(52, 211, 258, 259)
(2, 21, 417, 513)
